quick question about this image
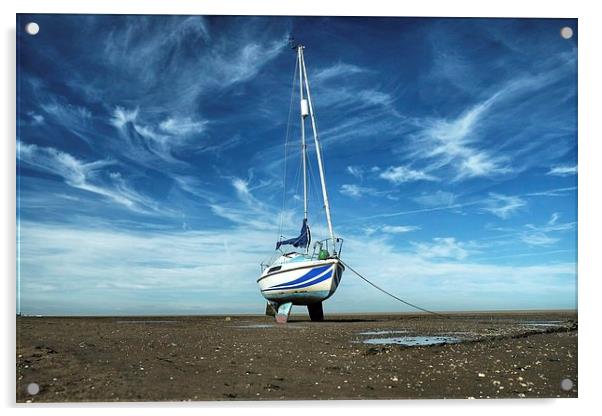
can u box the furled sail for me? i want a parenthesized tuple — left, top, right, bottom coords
(276, 219, 311, 250)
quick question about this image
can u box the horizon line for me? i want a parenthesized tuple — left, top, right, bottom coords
(16, 308, 578, 318)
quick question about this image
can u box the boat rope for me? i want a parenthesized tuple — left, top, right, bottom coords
(339, 260, 449, 319)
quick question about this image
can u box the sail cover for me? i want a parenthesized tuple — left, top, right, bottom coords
(276, 219, 311, 250)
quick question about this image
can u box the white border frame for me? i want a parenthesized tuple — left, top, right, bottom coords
(3, 1, 600, 414)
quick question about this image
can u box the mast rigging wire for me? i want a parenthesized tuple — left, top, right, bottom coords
(277, 57, 300, 239)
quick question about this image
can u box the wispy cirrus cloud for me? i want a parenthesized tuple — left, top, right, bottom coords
(102, 16, 211, 73)
(231, 177, 266, 209)
(381, 225, 421, 234)
(413, 237, 469, 260)
(340, 185, 573, 225)
(171, 175, 217, 202)
(79, 15, 291, 118)
(311, 86, 395, 112)
(547, 165, 577, 177)
(340, 184, 374, 198)
(525, 186, 576, 197)
(346, 165, 364, 179)
(476, 212, 575, 249)
(548, 212, 560, 225)
(17, 140, 165, 215)
(312, 62, 372, 83)
(363, 224, 421, 236)
(27, 111, 45, 125)
(110, 106, 138, 128)
(339, 184, 391, 199)
(528, 212, 576, 233)
(159, 117, 208, 135)
(109, 106, 210, 165)
(409, 94, 511, 181)
(41, 100, 92, 124)
(209, 176, 291, 231)
(520, 232, 560, 246)
(379, 165, 438, 184)
(316, 111, 402, 148)
(110, 107, 179, 164)
(482, 193, 526, 219)
(413, 190, 456, 207)
(38, 98, 95, 144)
(309, 61, 393, 111)
(112, 107, 204, 140)
(520, 212, 575, 246)
(207, 36, 288, 87)
(406, 50, 576, 182)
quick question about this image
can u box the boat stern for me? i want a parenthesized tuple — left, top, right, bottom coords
(257, 258, 344, 306)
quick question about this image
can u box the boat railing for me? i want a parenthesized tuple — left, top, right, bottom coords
(260, 251, 281, 272)
(260, 237, 344, 272)
(260, 249, 306, 272)
(311, 237, 344, 260)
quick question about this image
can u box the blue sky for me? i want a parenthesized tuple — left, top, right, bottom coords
(16, 15, 577, 315)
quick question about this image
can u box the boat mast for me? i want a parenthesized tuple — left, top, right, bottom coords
(299, 46, 336, 246)
(297, 46, 308, 225)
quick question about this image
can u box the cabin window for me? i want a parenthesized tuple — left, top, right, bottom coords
(267, 266, 282, 274)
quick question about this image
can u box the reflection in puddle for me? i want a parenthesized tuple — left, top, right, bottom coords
(232, 323, 307, 329)
(359, 336, 461, 346)
(358, 330, 407, 336)
(522, 321, 564, 327)
(233, 324, 274, 328)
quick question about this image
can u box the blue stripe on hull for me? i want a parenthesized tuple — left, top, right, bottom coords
(329, 265, 344, 295)
(267, 264, 331, 289)
(260, 262, 344, 306)
(264, 271, 332, 292)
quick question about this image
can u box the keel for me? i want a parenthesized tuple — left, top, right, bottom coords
(307, 302, 324, 321)
(275, 302, 293, 323)
(265, 302, 277, 317)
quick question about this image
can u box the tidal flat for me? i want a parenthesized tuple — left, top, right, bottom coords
(16, 311, 577, 402)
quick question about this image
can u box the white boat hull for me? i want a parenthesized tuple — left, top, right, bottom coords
(257, 259, 344, 305)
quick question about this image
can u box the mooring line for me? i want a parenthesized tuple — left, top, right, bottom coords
(340, 260, 449, 319)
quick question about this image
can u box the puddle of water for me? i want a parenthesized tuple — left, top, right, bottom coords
(522, 320, 564, 327)
(359, 336, 461, 346)
(116, 320, 178, 324)
(233, 324, 274, 328)
(232, 323, 307, 329)
(358, 330, 407, 336)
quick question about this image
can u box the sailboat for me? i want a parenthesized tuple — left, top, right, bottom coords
(257, 43, 345, 323)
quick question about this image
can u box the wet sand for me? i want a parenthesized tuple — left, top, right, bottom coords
(16, 311, 577, 402)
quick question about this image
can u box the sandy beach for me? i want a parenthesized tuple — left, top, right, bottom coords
(16, 311, 577, 402)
